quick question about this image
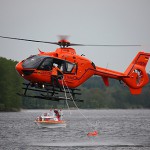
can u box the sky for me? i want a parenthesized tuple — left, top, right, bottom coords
(0, 0, 150, 72)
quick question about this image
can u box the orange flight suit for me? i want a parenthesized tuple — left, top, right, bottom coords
(51, 66, 63, 91)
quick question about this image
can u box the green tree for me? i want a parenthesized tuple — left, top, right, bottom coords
(0, 57, 22, 111)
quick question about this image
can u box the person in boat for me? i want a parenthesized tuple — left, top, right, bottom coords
(54, 109, 61, 120)
(51, 63, 63, 91)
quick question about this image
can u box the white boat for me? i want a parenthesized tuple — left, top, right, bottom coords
(34, 109, 66, 128)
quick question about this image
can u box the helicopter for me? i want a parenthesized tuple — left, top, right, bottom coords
(0, 35, 150, 102)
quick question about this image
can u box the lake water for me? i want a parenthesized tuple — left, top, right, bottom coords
(0, 109, 150, 150)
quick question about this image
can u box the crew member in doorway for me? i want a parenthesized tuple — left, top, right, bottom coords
(51, 63, 63, 92)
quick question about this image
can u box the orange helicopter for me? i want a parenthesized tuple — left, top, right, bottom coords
(0, 35, 150, 102)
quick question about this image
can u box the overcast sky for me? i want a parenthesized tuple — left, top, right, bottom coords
(0, 0, 150, 72)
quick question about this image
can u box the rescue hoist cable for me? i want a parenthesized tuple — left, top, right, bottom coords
(61, 77, 71, 115)
(62, 78, 98, 136)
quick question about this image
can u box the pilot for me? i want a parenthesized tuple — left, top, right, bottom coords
(51, 63, 63, 91)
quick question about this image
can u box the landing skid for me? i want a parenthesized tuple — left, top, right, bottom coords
(17, 82, 83, 102)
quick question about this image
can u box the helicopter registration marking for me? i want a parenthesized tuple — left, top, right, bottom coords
(136, 61, 146, 67)
(37, 71, 50, 75)
(66, 76, 77, 80)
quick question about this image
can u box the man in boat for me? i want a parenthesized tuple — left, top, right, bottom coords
(54, 109, 61, 120)
(51, 63, 63, 91)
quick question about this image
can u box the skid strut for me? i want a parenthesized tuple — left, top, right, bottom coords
(17, 82, 83, 102)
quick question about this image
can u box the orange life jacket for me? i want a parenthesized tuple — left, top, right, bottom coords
(51, 67, 63, 76)
(52, 67, 58, 76)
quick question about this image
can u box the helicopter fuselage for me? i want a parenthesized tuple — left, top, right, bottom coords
(16, 47, 96, 88)
(15, 46, 150, 95)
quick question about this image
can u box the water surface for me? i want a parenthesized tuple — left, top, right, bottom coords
(0, 109, 150, 150)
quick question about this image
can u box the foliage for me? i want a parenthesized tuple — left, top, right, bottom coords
(81, 76, 150, 109)
(0, 57, 23, 111)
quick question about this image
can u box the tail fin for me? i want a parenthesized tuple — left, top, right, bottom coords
(123, 51, 150, 94)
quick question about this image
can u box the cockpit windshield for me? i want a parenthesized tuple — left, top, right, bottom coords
(22, 55, 48, 69)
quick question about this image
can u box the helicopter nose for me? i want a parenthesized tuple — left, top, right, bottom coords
(16, 61, 35, 77)
(15, 62, 23, 76)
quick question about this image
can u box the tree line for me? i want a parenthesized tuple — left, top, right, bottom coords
(0, 57, 150, 111)
(0, 57, 22, 111)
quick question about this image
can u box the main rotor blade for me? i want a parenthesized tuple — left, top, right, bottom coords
(0, 35, 58, 45)
(0, 35, 141, 47)
(70, 43, 141, 47)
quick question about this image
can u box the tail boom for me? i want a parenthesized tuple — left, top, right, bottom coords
(94, 66, 128, 86)
(94, 51, 150, 94)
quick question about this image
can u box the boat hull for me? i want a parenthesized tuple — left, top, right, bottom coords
(35, 120, 66, 128)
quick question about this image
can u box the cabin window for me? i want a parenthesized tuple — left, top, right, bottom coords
(64, 62, 77, 74)
(38, 57, 77, 74)
(66, 62, 73, 72)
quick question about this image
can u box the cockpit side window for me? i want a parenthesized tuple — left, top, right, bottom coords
(38, 58, 53, 70)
